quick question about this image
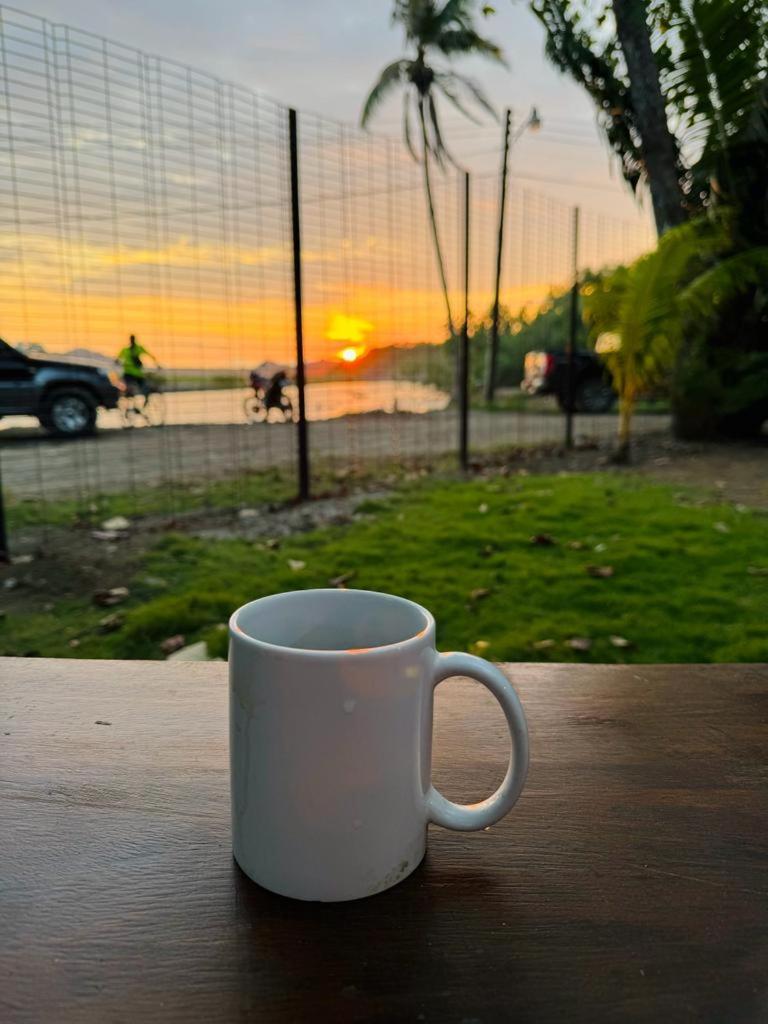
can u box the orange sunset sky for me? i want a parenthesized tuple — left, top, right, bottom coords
(0, 6, 654, 370)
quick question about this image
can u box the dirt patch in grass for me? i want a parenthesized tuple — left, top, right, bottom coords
(466, 433, 768, 509)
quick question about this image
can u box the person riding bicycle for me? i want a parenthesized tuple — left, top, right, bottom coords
(263, 370, 291, 413)
(248, 369, 268, 395)
(118, 335, 158, 399)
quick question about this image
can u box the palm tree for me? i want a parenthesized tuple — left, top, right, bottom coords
(611, 0, 687, 233)
(529, 0, 767, 235)
(361, 0, 505, 335)
(583, 210, 768, 458)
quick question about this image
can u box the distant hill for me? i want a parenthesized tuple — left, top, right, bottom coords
(17, 343, 118, 369)
(310, 342, 454, 389)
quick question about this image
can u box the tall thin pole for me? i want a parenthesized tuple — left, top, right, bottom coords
(459, 171, 471, 471)
(564, 205, 580, 450)
(288, 108, 310, 501)
(485, 108, 512, 403)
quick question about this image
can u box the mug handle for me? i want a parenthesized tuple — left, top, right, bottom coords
(426, 652, 529, 831)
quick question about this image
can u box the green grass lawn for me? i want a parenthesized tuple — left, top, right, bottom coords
(3, 473, 767, 662)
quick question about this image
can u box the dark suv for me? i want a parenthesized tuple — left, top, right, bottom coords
(522, 349, 616, 413)
(0, 339, 123, 437)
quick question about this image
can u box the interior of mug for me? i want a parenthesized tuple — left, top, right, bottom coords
(233, 589, 430, 652)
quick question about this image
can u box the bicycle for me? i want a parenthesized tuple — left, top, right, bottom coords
(243, 389, 294, 424)
(120, 374, 166, 428)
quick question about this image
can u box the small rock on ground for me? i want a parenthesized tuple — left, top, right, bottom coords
(166, 640, 209, 662)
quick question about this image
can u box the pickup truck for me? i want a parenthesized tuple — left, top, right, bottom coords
(522, 349, 616, 413)
(0, 338, 124, 437)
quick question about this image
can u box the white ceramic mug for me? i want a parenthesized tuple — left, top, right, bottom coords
(229, 588, 528, 902)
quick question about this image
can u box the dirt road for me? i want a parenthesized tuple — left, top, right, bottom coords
(0, 409, 670, 499)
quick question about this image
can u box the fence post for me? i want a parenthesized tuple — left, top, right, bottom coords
(485, 107, 511, 403)
(459, 170, 471, 472)
(564, 205, 580, 450)
(288, 107, 310, 501)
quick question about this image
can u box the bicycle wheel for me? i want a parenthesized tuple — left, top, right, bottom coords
(244, 395, 266, 423)
(120, 399, 139, 428)
(144, 391, 166, 427)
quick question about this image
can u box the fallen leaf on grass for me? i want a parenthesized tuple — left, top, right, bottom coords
(469, 640, 490, 656)
(713, 521, 730, 534)
(530, 533, 556, 546)
(101, 515, 130, 532)
(329, 571, 356, 588)
(594, 542, 607, 553)
(532, 639, 556, 650)
(98, 612, 124, 634)
(142, 576, 168, 589)
(160, 634, 185, 655)
(92, 587, 129, 607)
(288, 559, 306, 572)
(468, 587, 492, 604)
(478, 503, 489, 514)
(265, 538, 281, 550)
(568, 636, 592, 652)
(566, 540, 585, 550)
(609, 635, 632, 649)
(747, 566, 768, 576)
(586, 564, 614, 578)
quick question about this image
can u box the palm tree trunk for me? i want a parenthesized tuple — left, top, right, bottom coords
(417, 97, 455, 336)
(612, 0, 688, 235)
(613, 394, 634, 463)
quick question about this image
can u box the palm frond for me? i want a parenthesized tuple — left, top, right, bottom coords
(434, 0, 472, 29)
(435, 28, 503, 60)
(665, 0, 766, 181)
(444, 71, 497, 120)
(530, 0, 645, 195)
(429, 90, 462, 168)
(679, 247, 768, 324)
(433, 73, 482, 124)
(584, 213, 733, 394)
(403, 91, 419, 161)
(434, 27, 507, 65)
(360, 60, 408, 127)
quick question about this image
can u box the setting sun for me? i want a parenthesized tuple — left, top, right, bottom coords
(338, 346, 364, 363)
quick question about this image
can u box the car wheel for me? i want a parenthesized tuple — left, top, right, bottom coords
(575, 377, 615, 414)
(40, 388, 98, 437)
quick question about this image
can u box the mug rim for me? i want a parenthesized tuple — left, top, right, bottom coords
(229, 588, 435, 658)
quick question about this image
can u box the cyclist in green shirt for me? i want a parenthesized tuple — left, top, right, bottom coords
(117, 335, 158, 398)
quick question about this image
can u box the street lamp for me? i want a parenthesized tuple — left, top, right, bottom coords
(484, 106, 543, 403)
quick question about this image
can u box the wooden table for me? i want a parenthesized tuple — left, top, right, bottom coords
(2, 659, 767, 1023)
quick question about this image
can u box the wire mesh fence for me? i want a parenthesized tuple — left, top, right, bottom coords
(0, 4, 658, 549)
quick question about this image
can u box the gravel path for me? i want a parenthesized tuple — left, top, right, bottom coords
(0, 409, 670, 499)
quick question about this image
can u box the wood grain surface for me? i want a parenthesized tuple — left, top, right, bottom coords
(1, 658, 767, 1023)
